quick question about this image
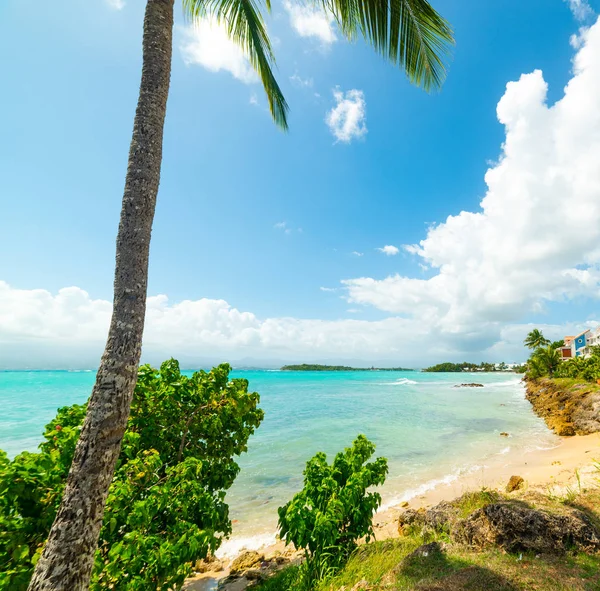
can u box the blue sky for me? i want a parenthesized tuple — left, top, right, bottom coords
(1, 0, 600, 368)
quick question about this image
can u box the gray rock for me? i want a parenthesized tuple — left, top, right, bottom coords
(452, 502, 600, 554)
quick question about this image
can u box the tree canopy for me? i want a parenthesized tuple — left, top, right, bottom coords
(1, 361, 263, 591)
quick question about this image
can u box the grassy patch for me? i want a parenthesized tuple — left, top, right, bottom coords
(256, 487, 600, 591)
(454, 489, 502, 519)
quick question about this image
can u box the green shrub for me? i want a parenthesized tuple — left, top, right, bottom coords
(553, 346, 600, 382)
(0, 360, 263, 591)
(277, 435, 388, 588)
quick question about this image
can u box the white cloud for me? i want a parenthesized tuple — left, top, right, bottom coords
(179, 21, 257, 84)
(290, 73, 314, 88)
(377, 245, 400, 256)
(105, 0, 125, 9)
(343, 18, 600, 347)
(352, 251, 364, 257)
(275, 221, 302, 234)
(325, 89, 367, 143)
(320, 287, 337, 292)
(566, 0, 594, 20)
(283, 0, 337, 44)
(6, 20, 600, 370)
(1, 280, 597, 368)
(249, 93, 259, 105)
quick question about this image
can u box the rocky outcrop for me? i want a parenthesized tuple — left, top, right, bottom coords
(452, 502, 600, 554)
(525, 378, 600, 435)
(214, 549, 301, 590)
(399, 494, 600, 556)
(229, 551, 264, 575)
(505, 475, 524, 493)
(398, 501, 458, 536)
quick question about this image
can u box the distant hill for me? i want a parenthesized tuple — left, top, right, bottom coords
(280, 364, 414, 371)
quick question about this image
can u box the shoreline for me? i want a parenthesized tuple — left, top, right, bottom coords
(185, 431, 600, 589)
(372, 431, 600, 540)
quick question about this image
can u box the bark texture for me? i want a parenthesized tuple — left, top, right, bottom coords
(27, 1, 174, 589)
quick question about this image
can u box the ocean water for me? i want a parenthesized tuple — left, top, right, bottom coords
(0, 369, 556, 554)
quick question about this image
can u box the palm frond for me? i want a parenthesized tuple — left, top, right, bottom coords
(325, 0, 454, 91)
(183, 0, 288, 129)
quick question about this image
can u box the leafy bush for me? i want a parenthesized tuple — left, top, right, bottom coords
(277, 435, 388, 588)
(0, 360, 263, 591)
(537, 346, 600, 382)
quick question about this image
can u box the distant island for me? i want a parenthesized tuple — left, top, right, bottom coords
(280, 364, 414, 371)
(423, 361, 526, 373)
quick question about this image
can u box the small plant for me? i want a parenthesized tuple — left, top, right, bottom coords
(277, 435, 388, 588)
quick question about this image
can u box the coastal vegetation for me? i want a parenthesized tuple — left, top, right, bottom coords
(35, 3, 455, 588)
(278, 436, 388, 588)
(423, 361, 521, 372)
(257, 485, 600, 590)
(523, 328, 600, 381)
(280, 364, 413, 371)
(0, 361, 263, 591)
(521, 328, 600, 436)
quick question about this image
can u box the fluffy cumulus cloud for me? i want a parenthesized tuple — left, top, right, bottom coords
(0, 281, 452, 368)
(283, 0, 337, 44)
(325, 89, 367, 143)
(377, 245, 399, 256)
(179, 21, 257, 83)
(5, 19, 600, 369)
(344, 18, 600, 350)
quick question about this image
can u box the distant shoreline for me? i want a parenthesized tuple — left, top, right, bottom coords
(279, 364, 414, 371)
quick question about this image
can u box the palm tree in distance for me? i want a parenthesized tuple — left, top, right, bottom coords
(27, 1, 453, 589)
(533, 345, 561, 377)
(524, 328, 551, 350)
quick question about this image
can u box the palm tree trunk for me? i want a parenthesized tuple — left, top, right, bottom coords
(27, 1, 174, 589)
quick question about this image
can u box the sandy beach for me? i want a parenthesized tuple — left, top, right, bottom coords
(185, 432, 600, 589)
(372, 431, 600, 539)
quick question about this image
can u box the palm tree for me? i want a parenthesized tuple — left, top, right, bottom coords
(524, 328, 550, 350)
(533, 345, 561, 377)
(27, 1, 453, 589)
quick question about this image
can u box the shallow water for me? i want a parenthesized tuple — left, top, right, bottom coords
(0, 369, 556, 554)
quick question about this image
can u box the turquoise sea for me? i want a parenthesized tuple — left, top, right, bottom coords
(0, 369, 557, 555)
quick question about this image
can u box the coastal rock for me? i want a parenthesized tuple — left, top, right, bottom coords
(505, 475, 524, 493)
(499, 432, 509, 437)
(264, 550, 291, 565)
(398, 501, 458, 535)
(243, 569, 266, 581)
(398, 508, 426, 535)
(452, 502, 600, 554)
(525, 378, 600, 436)
(454, 383, 484, 388)
(229, 550, 264, 574)
(217, 575, 249, 590)
(194, 555, 224, 573)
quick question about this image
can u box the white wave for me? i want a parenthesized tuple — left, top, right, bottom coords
(498, 446, 511, 455)
(378, 463, 486, 511)
(215, 532, 277, 559)
(377, 378, 417, 386)
(485, 378, 522, 387)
